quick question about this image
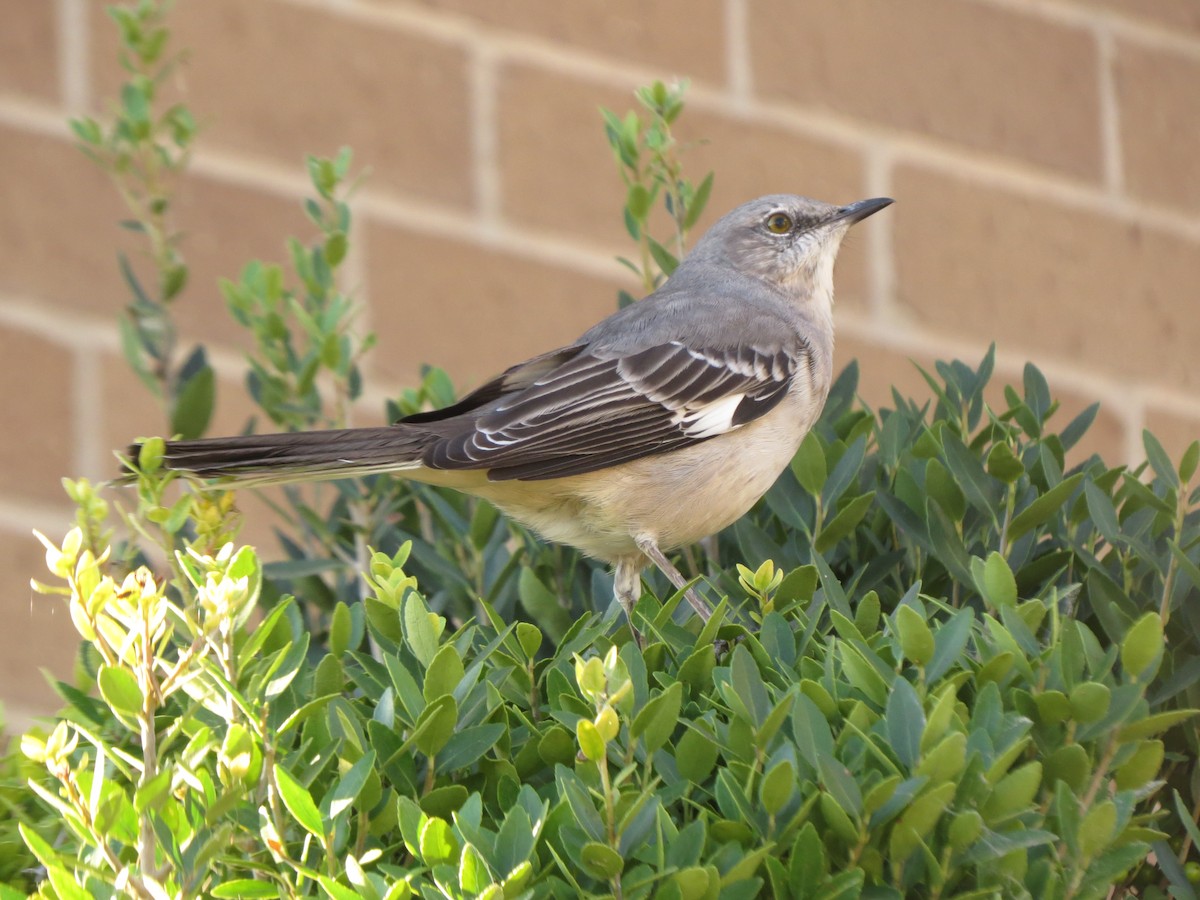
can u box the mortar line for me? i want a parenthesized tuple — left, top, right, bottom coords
(1095, 27, 1126, 198)
(57, 0, 90, 113)
(72, 344, 104, 480)
(3, 65, 1199, 247)
(470, 42, 503, 231)
(724, 0, 752, 105)
(970, 0, 1200, 61)
(862, 148, 897, 320)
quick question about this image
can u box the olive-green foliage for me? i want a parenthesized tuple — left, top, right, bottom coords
(15, 406, 1200, 898)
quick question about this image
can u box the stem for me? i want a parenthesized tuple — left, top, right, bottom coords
(1159, 491, 1187, 624)
(597, 753, 624, 900)
(998, 481, 1016, 557)
(138, 601, 161, 882)
(424, 755, 436, 794)
(1177, 790, 1200, 865)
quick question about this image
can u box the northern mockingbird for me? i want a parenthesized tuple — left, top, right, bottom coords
(136, 194, 892, 626)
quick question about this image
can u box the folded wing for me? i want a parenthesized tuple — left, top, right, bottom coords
(419, 339, 809, 481)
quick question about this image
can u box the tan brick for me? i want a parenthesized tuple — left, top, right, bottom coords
(113, 173, 317, 356)
(365, 220, 622, 387)
(748, 0, 1103, 181)
(497, 66, 652, 248)
(0, 0, 57, 100)
(0, 528, 80, 715)
(0, 124, 127, 315)
(1143, 406, 1200, 464)
(1072, 0, 1200, 35)
(1115, 41, 1200, 214)
(91, 0, 473, 207)
(892, 165, 1200, 393)
(0, 325, 75, 504)
(0, 124, 315, 350)
(1048, 387, 1128, 465)
(497, 65, 870, 262)
(673, 109, 873, 308)
(167, 177, 314, 353)
(394, 0, 727, 84)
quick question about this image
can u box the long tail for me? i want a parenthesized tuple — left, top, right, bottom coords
(129, 425, 433, 487)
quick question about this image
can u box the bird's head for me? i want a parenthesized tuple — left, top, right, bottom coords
(688, 194, 893, 306)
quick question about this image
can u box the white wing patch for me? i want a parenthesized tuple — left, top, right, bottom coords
(678, 392, 749, 439)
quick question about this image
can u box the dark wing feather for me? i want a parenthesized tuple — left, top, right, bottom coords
(422, 340, 805, 481)
(398, 344, 588, 424)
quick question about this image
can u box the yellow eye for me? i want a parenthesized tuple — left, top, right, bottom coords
(765, 212, 793, 234)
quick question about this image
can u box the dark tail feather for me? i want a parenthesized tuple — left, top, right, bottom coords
(127, 425, 432, 486)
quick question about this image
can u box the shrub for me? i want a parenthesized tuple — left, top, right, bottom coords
(6, 3, 1200, 899)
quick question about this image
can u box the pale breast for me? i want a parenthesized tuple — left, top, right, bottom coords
(471, 382, 825, 563)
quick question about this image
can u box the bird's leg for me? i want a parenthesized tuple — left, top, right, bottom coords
(613, 558, 644, 647)
(635, 536, 714, 622)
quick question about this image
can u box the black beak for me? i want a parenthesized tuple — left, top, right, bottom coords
(833, 197, 894, 225)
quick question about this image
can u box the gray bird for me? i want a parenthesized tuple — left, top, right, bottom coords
(141, 194, 892, 625)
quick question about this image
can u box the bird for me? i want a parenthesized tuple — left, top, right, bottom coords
(131, 194, 892, 629)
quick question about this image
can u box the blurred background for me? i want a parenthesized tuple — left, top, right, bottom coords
(1, 0, 1197, 722)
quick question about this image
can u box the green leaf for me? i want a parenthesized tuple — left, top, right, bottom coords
(986, 442, 1025, 483)
(581, 842, 624, 879)
(1180, 440, 1199, 484)
(976, 551, 1017, 608)
(274, 763, 325, 841)
(327, 750, 375, 820)
(211, 880, 281, 898)
(438, 724, 505, 772)
(576, 718, 605, 762)
(631, 681, 682, 754)
(1007, 473, 1084, 540)
(329, 601, 352, 657)
(1121, 612, 1163, 680)
(419, 816, 459, 866)
(647, 236, 679, 277)
(412, 695, 458, 757)
(423, 644, 465, 703)
(403, 591, 439, 667)
(927, 607, 974, 683)
(760, 759, 795, 816)
(1068, 682, 1111, 723)
(683, 172, 715, 230)
(459, 842, 493, 895)
(1114, 740, 1163, 790)
(317, 876, 361, 900)
(792, 432, 826, 495)
(171, 363, 215, 440)
(1078, 800, 1117, 859)
(675, 727, 719, 782)
(98, 665, 143, 721)
(793, 694, 835, 769)
(886, 678, 924, 770)
(1116, 708, 1199, 741)
(324, 231, 348, 267)
(815, 491, 875, 553)
(982, 762, 1042, 824)
(1084, 480, 1122, 545)
(518, 568, 572, 642)
(626, 184, 652, 221)
(730, 644, 770, 727)
(516, 622, 542, 659)
(1143, 429, 1180, 489)
(896, 605, 934, 667)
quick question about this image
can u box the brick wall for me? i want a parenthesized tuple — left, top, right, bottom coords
(2, 0, 1197, 723)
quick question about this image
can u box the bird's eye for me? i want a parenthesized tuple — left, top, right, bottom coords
(765, 212, 794, 234)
